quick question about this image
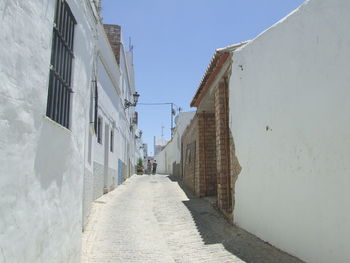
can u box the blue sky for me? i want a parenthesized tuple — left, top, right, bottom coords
(102, 0, 305, 155)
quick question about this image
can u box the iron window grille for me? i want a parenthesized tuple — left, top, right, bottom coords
(132, 112, 138, 125)
(97, 116, 102, 144)
(94, 80, 98, 134)
(110, 130, 114, 152)
(46, 0, 77, 129)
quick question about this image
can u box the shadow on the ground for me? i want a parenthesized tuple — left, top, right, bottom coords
(166, 174, 179, 182)
(166, 175, 304, 263)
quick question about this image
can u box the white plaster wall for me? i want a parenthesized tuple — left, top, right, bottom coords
(135, 136, 144, 162)
(155, 111, 195, 174)
(173, 111, 196, 163)
(0, 0, 96, 262)
(229, 0, 350, 262)
(90, 23, 133, 198)
(154, 150, 166, 174)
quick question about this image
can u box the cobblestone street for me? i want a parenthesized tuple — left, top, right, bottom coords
(82, 175, 303, 263)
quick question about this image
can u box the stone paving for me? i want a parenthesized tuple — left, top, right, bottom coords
(81, 174, 304, 263)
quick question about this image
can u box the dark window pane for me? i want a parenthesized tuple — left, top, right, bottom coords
(46, 0, 76, 129)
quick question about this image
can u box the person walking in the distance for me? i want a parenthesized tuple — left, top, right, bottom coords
(152, 160, 157, 175)
(147, 160, 152, 175)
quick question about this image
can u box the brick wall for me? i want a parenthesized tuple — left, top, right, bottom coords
(182, 112, 217, 197)
(173, 162, 181, 178)
(197, 112, 217, 197)
(103, 24, 121, 65)
(181, 116, 199, 194)
(215, 80, 232, 216)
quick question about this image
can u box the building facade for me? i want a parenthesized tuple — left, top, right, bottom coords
(82, 22, 141, 229)
(155, 111, 195, 175)
(0, 1, 140, 262)
(182, 43, 246, 220)
(229, 0, 350, 262)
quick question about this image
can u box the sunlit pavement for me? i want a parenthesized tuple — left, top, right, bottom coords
(81, 174, 303, 263)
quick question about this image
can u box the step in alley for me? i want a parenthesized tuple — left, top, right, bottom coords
(81, 175, 303, 263)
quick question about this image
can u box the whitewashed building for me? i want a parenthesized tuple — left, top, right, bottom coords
(82, 21, 141, 228)
(155, 111, 195, 175)
(229, 0, 350, 262)
(0, 0, 140, 262)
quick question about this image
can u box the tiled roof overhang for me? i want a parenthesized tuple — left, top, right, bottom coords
(190, 41, 249, 108)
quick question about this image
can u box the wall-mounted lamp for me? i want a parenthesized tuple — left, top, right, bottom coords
(135, 130, 143, 139)
(124, 92, 140, 109)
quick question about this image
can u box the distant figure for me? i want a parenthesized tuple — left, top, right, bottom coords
(147, 160, 152, 175)
(152, 160, 157, 175)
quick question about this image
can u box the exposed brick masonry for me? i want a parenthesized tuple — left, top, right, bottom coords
(181, 116, 199, 194)
(182, 113, 217, 197)
(103, 24, 121, 65)
(197, 112, 217, 197)
(215, 80, 232, 216)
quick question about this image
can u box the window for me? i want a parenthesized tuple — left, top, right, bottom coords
(46, 0, 76, 129)
(97, 117, 102, 144)
(132, 112, 138, 125)
(110, 130, 114, 152)
(93, 81, 98, 133)
(186, 148, 191, 164)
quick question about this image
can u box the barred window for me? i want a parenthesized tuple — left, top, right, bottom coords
(94, 81, 99, 133)
(46, 0, 77, 129)
(97, 117, 103, 144)
(110, 130, 114, 152)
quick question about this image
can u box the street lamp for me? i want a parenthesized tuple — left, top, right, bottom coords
(135, 130, 143, 139)
(124, 92, 140, 109)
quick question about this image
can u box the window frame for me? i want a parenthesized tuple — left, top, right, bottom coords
(97, 116, 103, 144)
(110, 129, 114, 152)
(46, 0, 77, 129)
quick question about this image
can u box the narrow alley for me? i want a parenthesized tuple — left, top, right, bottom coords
(2, 1, 350, 262)
(82, 175, 303, 263)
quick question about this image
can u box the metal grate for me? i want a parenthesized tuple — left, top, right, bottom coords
(94, 81, 98, 133)
(110, 130, 114, 152)
(46, 0, 77, 129)
(97, 116, 102, 144)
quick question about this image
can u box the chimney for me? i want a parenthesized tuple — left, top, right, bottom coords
(103, 24, 122, 65)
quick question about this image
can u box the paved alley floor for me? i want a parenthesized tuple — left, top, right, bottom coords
(82, 174, 304, 263)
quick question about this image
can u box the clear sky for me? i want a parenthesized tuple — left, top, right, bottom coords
(102, 0, 305, 156)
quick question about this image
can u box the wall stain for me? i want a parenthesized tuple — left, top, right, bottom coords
(0, 247, 6, 263)
(1, 0, 11, 21)
(229, 129, 242, 222)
